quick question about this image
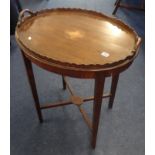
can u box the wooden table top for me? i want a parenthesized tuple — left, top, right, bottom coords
(16, 8, 141, 70)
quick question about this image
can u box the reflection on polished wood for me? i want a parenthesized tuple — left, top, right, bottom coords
(16, 8, 139, 70)
(15, 8, 141, 149)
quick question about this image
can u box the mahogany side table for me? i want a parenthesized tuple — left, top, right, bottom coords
(15, 8, 141, 148)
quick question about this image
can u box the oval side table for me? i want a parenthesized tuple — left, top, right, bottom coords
(15, 8, 141, 149)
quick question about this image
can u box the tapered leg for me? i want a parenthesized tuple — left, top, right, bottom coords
(108, 74, 119, 109)
(141, 0, 145, 9)
(62, 76, 66, 90)
(114, 0, 119, 5)
(22, 52, 43, 123)
(92, 76, 105, 149)
(112, 0, 121, 15)
(15, 0, 22, 12)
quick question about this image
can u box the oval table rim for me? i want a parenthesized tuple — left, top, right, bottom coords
(15, 8, 142, 77)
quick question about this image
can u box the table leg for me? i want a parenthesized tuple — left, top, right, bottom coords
(22, 52, 43, 123)
(114, 0, 119, 5)
(62, 76, 66, 90)
(92, 76, 105, 149)
(112, 0, 121, 15)
(108, 74, 119, 109)
(141, 0, 145, 9)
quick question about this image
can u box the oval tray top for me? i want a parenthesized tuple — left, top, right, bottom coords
(16, 8, 141, 70)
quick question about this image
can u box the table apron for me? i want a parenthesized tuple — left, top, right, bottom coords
(22, 51, 133, 79)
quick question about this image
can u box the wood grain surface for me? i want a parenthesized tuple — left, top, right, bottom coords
(16, 8, 141, 70)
